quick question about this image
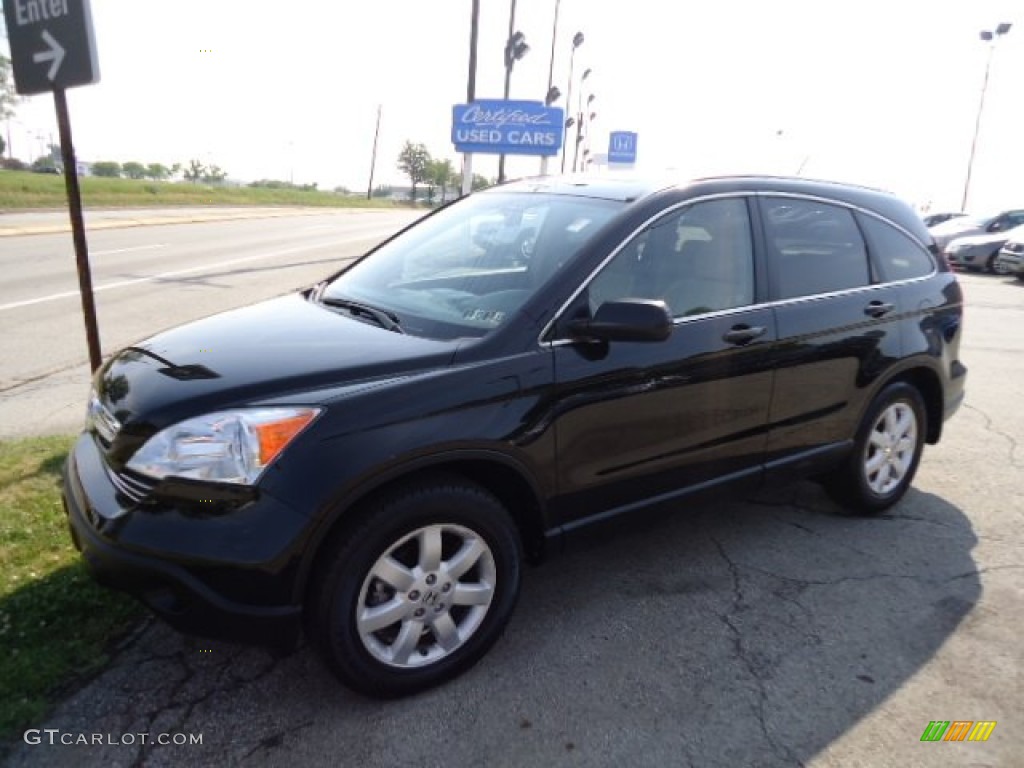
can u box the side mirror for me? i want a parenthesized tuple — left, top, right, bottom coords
(569, 299, 673, 342)
(988, 220, 1005, 232)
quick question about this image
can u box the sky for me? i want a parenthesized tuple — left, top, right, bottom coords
(2, 0, 1022, 211)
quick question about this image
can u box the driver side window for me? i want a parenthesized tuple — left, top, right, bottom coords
(588, 198, 755, 317)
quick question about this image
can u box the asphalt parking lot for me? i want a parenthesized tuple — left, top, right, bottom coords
(4, 271, 1022, 768)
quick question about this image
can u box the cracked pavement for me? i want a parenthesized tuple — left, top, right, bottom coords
(3, 272, 1022, 767)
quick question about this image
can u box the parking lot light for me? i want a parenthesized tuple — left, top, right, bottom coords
(962, 22, 1013, 210)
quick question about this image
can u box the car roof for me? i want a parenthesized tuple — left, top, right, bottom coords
(493, 174, 924, 233)
(497, 173, 903, 207)
(494, 175, 672, 202)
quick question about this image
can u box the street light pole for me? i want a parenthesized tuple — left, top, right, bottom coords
(539, 0, 561, 177)
(561, 32, 584, 174)
(962, 23, 1012, 211)
(497, 0, 529, 184)
(497, 0, 519, 184)
(572, 69, 591, 172)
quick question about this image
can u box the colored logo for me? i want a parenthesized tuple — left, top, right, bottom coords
(607, 131, 638, 164)
(920, 721, 997, 742)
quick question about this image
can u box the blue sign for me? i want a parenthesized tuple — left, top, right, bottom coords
(452, 100, 564, 157)
(608, 131, 638, 164)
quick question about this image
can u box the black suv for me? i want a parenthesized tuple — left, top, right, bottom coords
(63, 175, 966, 696)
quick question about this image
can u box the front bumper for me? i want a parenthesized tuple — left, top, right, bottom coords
(996, 251, 1024, 275)
(62, 433, 309, 646)
(945, 248, 986, 268)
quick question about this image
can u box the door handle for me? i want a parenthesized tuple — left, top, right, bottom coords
(722, 325, 766, 345)
(864, 300, 895, 318)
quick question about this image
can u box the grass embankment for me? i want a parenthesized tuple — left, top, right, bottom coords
(0, 436, 142, 744)
(0, 170, 394, 210)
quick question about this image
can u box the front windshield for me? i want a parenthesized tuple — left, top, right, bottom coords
(322, 192, 622, 339)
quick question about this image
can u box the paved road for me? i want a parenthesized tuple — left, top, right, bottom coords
(0, 208, 422, 437)
(2, 272, 1021, 767)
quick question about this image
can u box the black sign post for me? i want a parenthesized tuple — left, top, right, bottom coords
(3, 0, 102, 371)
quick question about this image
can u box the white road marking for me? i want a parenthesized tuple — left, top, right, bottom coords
(91, 244, 168, 256)
(0, 230, 391, 313)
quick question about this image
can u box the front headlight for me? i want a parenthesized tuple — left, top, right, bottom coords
(126, 407, 320, 485)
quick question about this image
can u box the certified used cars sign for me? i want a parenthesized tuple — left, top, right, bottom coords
(452, 100, 565, 157)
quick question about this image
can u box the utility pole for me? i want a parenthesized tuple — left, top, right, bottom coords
(461, 0, 480, 197)
(366, 105, 382, 200)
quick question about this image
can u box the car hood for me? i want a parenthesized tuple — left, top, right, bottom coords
(930, 219, 982, 237)
(931, 224, 983, 248)
(948, 231, 1010, 248)
(94, 294, 459, 449)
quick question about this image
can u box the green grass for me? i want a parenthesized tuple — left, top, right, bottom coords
(0, 436, 142, 743)
(0, 169, 399, 210)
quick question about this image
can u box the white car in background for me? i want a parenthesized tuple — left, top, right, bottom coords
(929, 209, 1024, 254)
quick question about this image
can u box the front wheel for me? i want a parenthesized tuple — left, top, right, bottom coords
(825, 382, 926, 515)
(308, 477, 521, 697)
(988, 253, 1010, 275)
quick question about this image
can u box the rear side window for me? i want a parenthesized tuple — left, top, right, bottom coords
(857, 213, 935, 282)
(761, 198, 870, 300)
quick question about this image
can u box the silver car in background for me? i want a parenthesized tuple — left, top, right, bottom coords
(946, 224, 1024, 274)
(995, 232, 1024, 281)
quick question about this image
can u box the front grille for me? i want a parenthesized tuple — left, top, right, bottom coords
(104, 463, 156, 505)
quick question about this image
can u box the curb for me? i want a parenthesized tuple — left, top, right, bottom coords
(0, 206, 396, 238)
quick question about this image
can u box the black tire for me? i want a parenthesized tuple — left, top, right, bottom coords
(825, 382, 927, 515)
(1017, 273, 1024, 282)
(308, 476, 521, 697)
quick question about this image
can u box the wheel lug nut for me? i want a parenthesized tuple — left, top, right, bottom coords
(426, 574, 436, 586)
(442, 583, 451, 593)
(435, 603, 445, 612)
(414, 608, 425, 617)
(408, 590, 420, 601)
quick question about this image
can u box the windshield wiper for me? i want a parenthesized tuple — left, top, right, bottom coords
(320, 296, 405, 334)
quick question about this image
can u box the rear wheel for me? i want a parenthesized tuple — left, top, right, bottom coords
(308, 477, 521, 697)
(825, 382, 926, 515)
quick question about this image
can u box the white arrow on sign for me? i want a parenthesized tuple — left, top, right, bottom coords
(32, 30, 66, 82)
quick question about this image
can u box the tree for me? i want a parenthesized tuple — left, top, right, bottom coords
(122, 161, 147, 179)
(170, 163, 182, 179)
(183, 159, 205, 182)
(1, 55, 19, 123)
(201, 164, 227, 184)
(428, 159, 455, 205)
(31, 155, 59, 173)
(91, 161, 122, 178)
(0, 134, 5, 158)
(145, 163, 170, 180)
(397, 141, 431, 203)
